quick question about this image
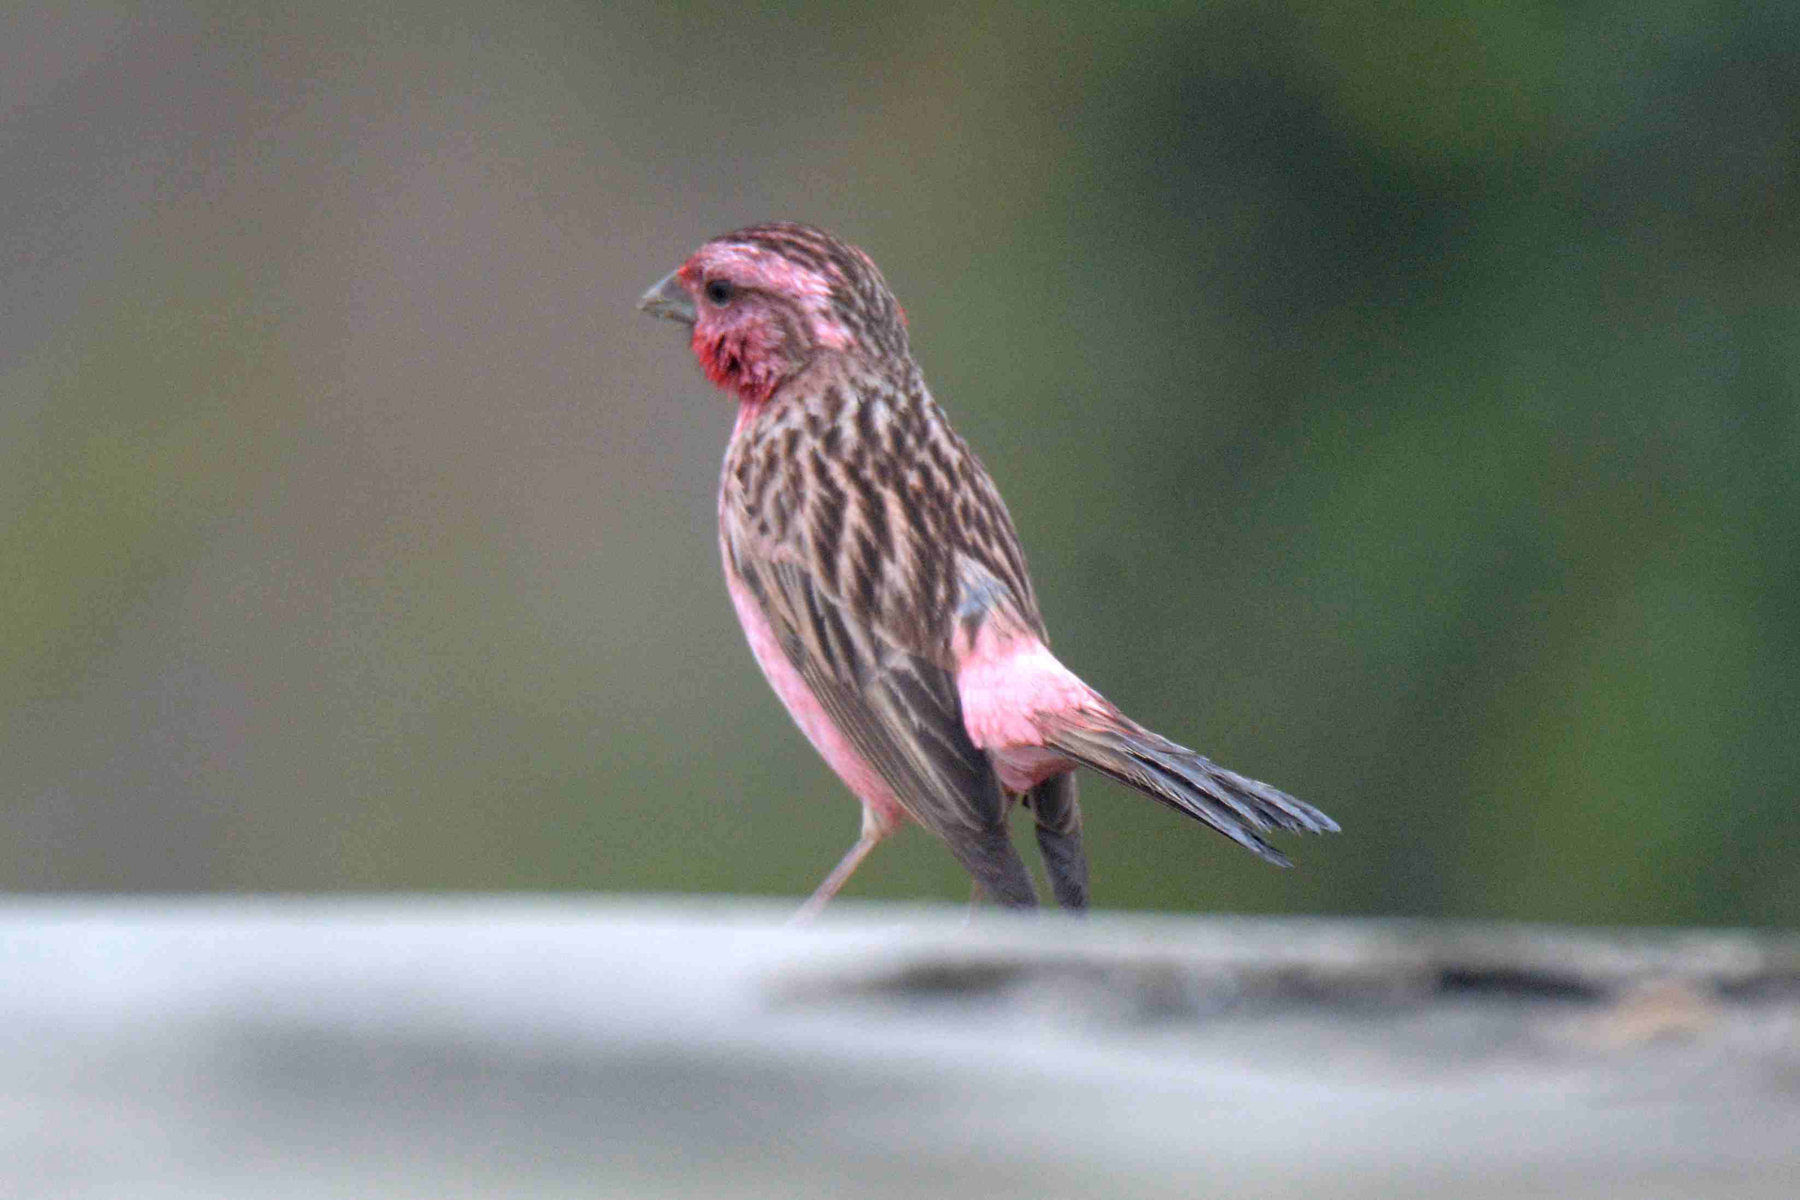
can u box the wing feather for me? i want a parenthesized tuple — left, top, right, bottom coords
(727, 537, 1005, 840)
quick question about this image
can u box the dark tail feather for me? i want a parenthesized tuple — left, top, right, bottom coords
(945, 823, 1040, 908)
(1043, 715, 1337, 867)
(1025, 772, 1088, 911)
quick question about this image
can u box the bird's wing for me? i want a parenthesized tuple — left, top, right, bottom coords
(722, 525, 1009, 844)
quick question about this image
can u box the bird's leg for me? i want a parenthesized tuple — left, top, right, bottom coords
(793, 836, 877, 921)
(792, 813, 889, 922)
(964, 880, 984, 925)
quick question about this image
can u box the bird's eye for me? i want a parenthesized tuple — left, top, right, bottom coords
(704, 278, 737, 306)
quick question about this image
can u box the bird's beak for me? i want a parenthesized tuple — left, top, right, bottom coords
(637, 270, 696, 326)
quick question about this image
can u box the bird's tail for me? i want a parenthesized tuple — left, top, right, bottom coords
(1040, 710, 1337, 867)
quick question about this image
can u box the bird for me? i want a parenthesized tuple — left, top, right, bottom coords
(638, 222, 1337, 916)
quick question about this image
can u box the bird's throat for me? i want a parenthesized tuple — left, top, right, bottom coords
(693, 326, 784, 407)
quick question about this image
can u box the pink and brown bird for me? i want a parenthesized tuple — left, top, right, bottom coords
(639, 222, 1336, 915)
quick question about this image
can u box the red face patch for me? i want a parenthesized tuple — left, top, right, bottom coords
(677, 243, 852, 404)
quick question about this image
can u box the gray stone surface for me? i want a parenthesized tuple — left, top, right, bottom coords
(3, 899, 1796, 1198)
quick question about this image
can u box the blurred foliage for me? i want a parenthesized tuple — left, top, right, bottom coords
(2, 0, 1795, 924)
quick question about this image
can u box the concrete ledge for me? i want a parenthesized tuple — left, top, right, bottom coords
(5, 899, 1797, 1198)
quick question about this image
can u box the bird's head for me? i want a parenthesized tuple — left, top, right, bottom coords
(638, 222, 909, 406)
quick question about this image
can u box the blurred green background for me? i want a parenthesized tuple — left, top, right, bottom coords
(3, 0, 1795, 924)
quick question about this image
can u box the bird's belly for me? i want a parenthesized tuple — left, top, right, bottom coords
(986, 746, 1074, 793)
(721, 560, 910, 833)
